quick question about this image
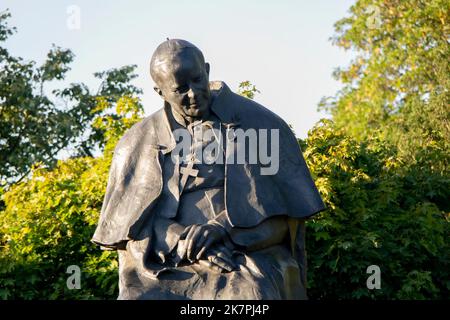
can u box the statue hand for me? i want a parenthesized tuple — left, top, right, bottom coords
(199, 244, 237, 273)
(179, 223, 226, 262)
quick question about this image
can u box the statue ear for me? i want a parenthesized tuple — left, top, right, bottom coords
(205, 62, 210, 76)
(154, 86, 163, 97)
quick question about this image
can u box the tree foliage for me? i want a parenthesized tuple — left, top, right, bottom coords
(306, 0, 449, 299)
(304, 120, 449, 299)
(0, 95, 143, 299)
(0, 10, 141, 188)
(237, 80, 260, 100)
(320, 0, 449, 143)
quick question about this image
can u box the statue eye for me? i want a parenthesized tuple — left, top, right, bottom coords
(174, 85, 188, 93)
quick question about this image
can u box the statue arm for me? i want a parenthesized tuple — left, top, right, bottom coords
(150, 213, 289, 265)
(151, 215, 186, 263)
(205, 211, 289, 252)
(228, 215, 289, 252)
(150, 215, 224, 266)
(207, 210, 233, 234)
(151, 212, 233, 265)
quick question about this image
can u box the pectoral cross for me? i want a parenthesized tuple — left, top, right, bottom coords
(179, 154, 199, 194)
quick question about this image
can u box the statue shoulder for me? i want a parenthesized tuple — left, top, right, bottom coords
(114, 107, 165, 153)
(229, 92, 303, 165)
(229, 92, 292, 133)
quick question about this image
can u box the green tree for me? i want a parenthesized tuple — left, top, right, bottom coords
(0, 95, 143, 299)
(320, 0, 449, 145)
(0, 10, 141, 188)
(303, 120, 449, 299)
(306, 0, 449, 299)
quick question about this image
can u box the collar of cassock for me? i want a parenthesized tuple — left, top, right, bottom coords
(169, 105, 218, 137)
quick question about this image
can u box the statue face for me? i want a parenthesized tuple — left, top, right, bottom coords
(154, 49, 211, 119)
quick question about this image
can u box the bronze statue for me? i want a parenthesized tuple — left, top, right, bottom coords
(92, 39, 325, 299)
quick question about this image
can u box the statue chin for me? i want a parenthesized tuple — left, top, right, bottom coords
(183, 106, 208, 118)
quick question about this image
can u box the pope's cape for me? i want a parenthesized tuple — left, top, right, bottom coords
(92, 81, 325, 249)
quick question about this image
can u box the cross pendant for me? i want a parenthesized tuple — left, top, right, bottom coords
(179, 154, 199, 194)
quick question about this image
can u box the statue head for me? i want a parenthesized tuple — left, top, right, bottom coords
(150, 39, 211, 121)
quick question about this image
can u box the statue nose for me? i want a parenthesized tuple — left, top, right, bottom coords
(187, 88, 200, 106)
(187, 87, 196, 100)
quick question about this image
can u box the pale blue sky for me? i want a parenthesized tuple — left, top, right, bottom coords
(2, 0, 355, 138)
